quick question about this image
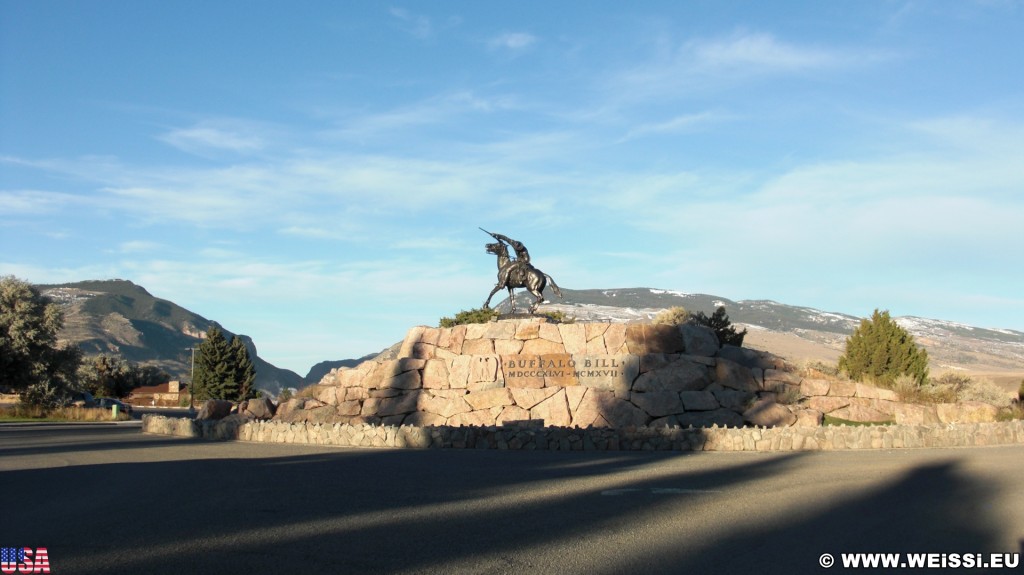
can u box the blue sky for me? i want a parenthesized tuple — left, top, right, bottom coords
(2, 1, 1023, 375)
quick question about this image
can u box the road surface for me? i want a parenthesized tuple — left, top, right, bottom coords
(1, 423, 1022, 574)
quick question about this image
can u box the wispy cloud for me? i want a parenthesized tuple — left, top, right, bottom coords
(0, 189, 85, 215)
(610, 29, 876, 102)
(389, 7, 434, 40)
(689, 31, 842, 71)
(488, 32, 537, 51)
(326, 91, 520, 140)
(620, 111, 723, 141)
(117, 240, 163, 254)
(158, 120, 270, 156)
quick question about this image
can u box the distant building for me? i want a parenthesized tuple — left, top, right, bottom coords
(128, 380, 190, 407)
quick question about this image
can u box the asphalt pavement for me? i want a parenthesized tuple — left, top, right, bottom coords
(1, 424, 1022, 574)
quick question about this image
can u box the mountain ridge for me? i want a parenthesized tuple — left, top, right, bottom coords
(38, 279, 303, 395)
(514, 287, 1024, 379)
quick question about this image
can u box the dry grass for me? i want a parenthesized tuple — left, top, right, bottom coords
(295, 385, 321, 400)
(0, 404, 132, 422)
(996, 403, 1024, 421)
(800, 360, 842, 379)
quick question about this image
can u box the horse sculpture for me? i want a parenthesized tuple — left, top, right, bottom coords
(482, 240, 563, 314)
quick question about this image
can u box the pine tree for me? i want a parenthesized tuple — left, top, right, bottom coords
(229, 336, 256, 401)
(192, 326, 258, 401)
(838, 309, 929, 386)
(689, 306, 747, 347)
(192, 326, 236, 400)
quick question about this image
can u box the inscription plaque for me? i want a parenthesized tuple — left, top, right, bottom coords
(500, 353, 639, 393)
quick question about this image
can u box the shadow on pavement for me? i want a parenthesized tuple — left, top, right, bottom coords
(0, 428, 1012, 575)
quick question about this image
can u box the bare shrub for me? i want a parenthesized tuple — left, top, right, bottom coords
(652, 306, 689, 325)
(802, 361, 841, 379)
(892, 375, 957, 404)
(957, 377, 1012, 406)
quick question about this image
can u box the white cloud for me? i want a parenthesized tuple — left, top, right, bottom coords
(689, 31, 842, 71)
(326, 91, 520, 140)
(488, 32, 537, 51)
(118, 240, 163, 253)
(609, 29, 877, 102)
(0, 190, 84, 215)
(158, 121, 269, 155)
(621, 111, 723, 141)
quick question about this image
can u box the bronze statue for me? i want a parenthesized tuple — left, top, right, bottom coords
(481, 229, 562, 314)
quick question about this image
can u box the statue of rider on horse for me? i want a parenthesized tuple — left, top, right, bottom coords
(480, 228, 562, 314)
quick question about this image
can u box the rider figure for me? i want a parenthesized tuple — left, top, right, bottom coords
(488, 232, 530, 283)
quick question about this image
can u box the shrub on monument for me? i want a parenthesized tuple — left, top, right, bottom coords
(439, 307, 499, 328)
(838, 309, 929, 387)
(653, 306, 689, 326)
(652, 305, 745, 347)
(689, 306, 747, 347)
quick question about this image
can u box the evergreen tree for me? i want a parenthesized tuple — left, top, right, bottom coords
(229, 336, 256, 401)
(192, 326, 235, 400)
(689, 306, 747, 347)
(838, 309, 929, 386)
(192, 325, 257, 401)
(78, 354, 169, 398)
(0, 276, 81, 406)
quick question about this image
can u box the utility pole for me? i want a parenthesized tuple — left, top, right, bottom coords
(189, 346, 196, 413)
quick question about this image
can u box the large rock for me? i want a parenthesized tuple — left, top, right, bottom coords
(936, 402, 999, 423)
(855, 383, 899, 401)
(793, 408, 824, 427)
(196, 399, 233, 421)
(530, 389, 572, 427)
(711, 386, 755, 413)
(715, 358, 759, 392)
(601, 397, 650, 428)
(801, 379, 831, 397)
(894, 403, 940, 425)
(630, 390, 683, 417)
(240, 397, 276, 420)
(717, 345, 774, 369)
(633, 358, 710, 392)
(808, 395, 850, 414)
(677, 408, 744, 428)
(572, 389, 614, 428)
(679, 390, 720, 411)
(829, 404, 892, 423)
(679, 324, 719, 357)
(625, 324, 685, 355)
(743, 398, 797, 427)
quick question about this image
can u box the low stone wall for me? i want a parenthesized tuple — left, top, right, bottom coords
(142, 414, 1024, 452)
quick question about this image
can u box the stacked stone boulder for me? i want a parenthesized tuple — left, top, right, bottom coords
(276, 318, 818, 429)
(277, 318, 1004, 429)
(800, 378, 1001, 425)
(254, 318, 1002, 431)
